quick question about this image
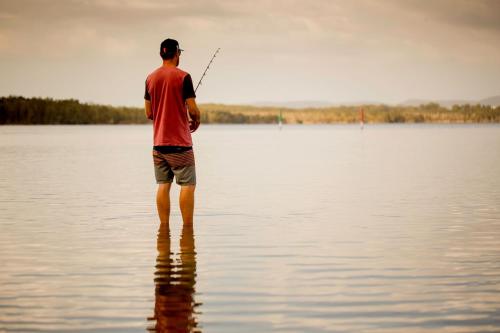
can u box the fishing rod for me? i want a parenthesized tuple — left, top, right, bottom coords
(194, 48, 220, 93)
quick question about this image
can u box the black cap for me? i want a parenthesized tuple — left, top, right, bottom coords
(160, 38, 183, 58)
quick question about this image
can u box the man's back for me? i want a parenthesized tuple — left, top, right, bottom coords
(146, 66, 192, 147)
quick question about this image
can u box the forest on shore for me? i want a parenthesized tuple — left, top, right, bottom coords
(1, 96, 500, 125)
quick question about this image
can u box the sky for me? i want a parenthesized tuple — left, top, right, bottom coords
(1, 0, 500, 107)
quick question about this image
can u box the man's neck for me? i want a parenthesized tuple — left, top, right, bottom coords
(162, 60, 177, 68)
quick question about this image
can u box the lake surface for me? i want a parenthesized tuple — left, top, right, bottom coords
(1, 124, 500, 333)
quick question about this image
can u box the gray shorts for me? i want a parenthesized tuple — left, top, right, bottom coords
(153, 149, 196, 185)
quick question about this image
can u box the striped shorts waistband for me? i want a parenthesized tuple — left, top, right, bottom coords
(153, 149, 195, 168)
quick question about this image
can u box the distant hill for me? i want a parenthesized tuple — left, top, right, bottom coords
(253, 95, 500, 109)
(400, 99, 469, 108)
(400, 94, 500, 108)
(252, 100, 334, 109)
(479, 95, 500, 107)
(252, 100, 380, 108)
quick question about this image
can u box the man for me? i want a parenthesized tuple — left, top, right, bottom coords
(144, 38, 201, 225)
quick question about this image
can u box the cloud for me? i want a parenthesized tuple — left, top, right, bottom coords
(390, 0, 500, 32)
(0, 0, 499, 105)
(2, 0, 498, 59)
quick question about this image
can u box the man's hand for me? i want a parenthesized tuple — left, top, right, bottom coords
(189, 118, 200, 133)
(186, 98, 201, 133)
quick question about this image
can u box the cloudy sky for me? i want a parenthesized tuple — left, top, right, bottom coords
(1, 0, 500, 106)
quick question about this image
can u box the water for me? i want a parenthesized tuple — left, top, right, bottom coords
(1, 124, 500, 332)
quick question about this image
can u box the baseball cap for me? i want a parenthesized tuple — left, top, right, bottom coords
(160, 38, 183, 57)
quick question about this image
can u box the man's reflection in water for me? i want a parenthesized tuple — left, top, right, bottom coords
(147, 224, 201, 333)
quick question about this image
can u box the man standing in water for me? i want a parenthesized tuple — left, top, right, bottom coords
(144, 38, 201, 225)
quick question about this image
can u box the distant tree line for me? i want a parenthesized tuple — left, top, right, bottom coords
(200, 110, 276, 124)
(0, 96, 148, 124)
(199, 102, 500, 124)
(1, 96, 499, 125)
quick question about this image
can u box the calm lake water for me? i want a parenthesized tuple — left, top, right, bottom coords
(1, 124, 500, 333)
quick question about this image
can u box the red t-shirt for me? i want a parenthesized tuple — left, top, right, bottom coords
(145, 66, 193, 147)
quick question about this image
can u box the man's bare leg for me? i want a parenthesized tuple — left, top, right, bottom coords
(179, 185, 195, 225)
(156, 183, 172, 224)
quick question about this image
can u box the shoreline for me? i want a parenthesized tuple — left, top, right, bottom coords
(2, 96, 500, 125)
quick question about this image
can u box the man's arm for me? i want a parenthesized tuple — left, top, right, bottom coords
(186, 97, 201, 132)
(145, 100, 153, 120)
(144, 80, 153, 120)
(182, 74, 200, 132)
